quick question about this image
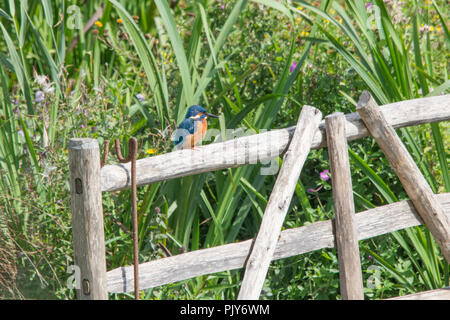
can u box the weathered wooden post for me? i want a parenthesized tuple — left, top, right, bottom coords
(357, 91, 450, 263)
(325, 112, 364, 300)
(68, 138, 108, 300)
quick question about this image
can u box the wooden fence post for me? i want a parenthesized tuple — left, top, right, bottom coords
(326, 113, 364, 300)
(237, 105, 322, 300)
(357, 91, 450, 263)
(69, 138, 108, 300)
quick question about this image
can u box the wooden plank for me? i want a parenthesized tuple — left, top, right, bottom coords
(326, 113, 363, 300)
(357, 91, 450, 263)
(106, 194, 450, 293)
(69, 138, 108, 300)
(101, 95, 450, 192)
(237, 106, 322, 300)
(387, 287, 450, 300)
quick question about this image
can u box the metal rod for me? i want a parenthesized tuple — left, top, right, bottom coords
(100, 140, 110, 168)
(114, 138, 140, 300)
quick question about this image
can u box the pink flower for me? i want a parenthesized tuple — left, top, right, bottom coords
(320, 169, 330, 181)
(289, 61, 297, 73)
(365, 3, 373, 9)
(420, 24, 431, 33)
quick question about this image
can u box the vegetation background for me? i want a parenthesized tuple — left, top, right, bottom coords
(0, 0, 448, 299)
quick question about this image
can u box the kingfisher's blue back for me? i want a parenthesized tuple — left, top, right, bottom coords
(174, 118, 196, 149)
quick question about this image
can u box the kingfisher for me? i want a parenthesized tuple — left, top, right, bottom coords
(174, 105, 219, 150)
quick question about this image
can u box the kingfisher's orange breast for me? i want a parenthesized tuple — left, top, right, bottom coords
(201, 118, 208, 136)
(192, 118, 208, 147)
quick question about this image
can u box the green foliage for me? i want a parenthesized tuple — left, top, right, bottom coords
(295, 0, 449, 296)
(0, 0, 448, 300)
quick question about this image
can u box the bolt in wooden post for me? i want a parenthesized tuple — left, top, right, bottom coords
(69, 138, 108, 300)
(326, 113, 364, 300)
(357, 91, 450, 263)
(238, 105, 322, 300)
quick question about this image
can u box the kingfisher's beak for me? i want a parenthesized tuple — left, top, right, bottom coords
(206, 113, 219, 118)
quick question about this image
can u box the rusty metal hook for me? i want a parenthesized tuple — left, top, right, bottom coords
(100, 140, 110, 168)
(114, 137, 140, 300)
(115, 138, 138, 164)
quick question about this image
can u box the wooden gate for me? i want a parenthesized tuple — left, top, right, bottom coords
(68, 92, 450, 300)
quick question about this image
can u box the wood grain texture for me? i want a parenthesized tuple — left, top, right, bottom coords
(69, 138, 108, 300)
(386, 287, 450, 300)
(237, 105, 322, 300)
(101, 95, 450, 192)
(106, 194, 450, 293)
(326, 113, 363, 300)
(357, 91, 450, 263)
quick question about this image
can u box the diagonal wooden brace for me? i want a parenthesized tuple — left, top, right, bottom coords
(357, 91, 450, 263)
(237, 105, 322, 300)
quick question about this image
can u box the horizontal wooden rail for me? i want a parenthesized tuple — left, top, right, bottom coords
(101, 95, 450, 192)
(106, 193, 450, 293)
(386, 287, 450, 300)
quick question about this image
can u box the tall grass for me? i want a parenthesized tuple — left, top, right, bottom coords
(105, 0, 331, 299)
(0, 0, 447, 299)
(1, 0, 313, 298)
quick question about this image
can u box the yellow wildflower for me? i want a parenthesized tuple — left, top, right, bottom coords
(146, 148, 157, 155)
(94, 21, 103, 28)
(297, 6, 303, 10)
(117, 18, 123, 24)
